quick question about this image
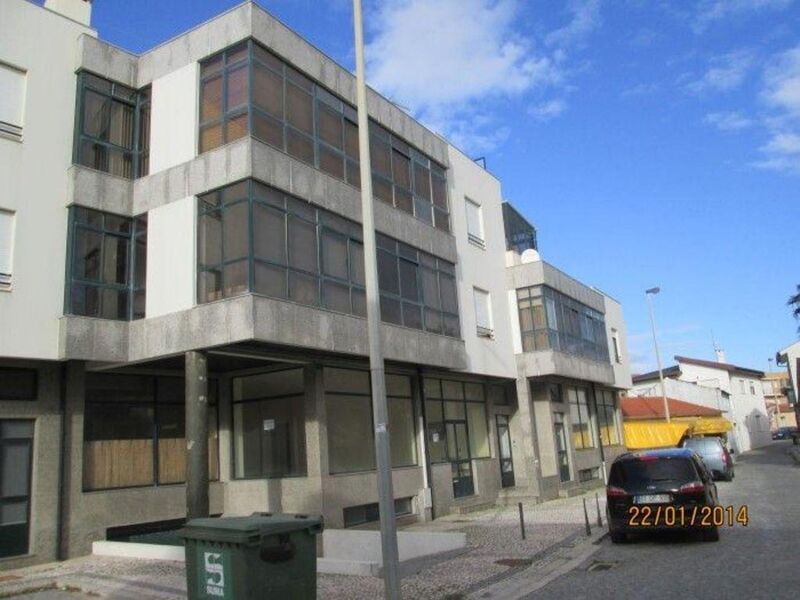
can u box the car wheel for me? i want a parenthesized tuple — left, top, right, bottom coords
(610, 531, 627, 544)
(702, 527, 720, 542)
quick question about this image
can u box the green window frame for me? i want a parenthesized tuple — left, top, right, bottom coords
(73, 72, 150, 179)
(198, 39, 450, 231)
(65, 207, 147, 321)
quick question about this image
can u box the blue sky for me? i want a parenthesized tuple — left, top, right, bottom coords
(90, 0, 800, 374)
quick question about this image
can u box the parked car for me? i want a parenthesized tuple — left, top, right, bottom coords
(772, 426, 798, 440)
(681, 436, 734, 481)
(607, 448, 720, 544)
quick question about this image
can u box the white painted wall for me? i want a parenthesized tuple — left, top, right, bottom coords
(149, 62, 198, 174)
(677, 360, 770, 452)
(447, 147, 516, 379)
(0, 0, 94, 359)
(630, 377, 731, 413)
(603, 294, 632, 390)
(145, 197, 196, 318)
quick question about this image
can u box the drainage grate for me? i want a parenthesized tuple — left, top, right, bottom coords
(495, 558, 534, 568)
(587, 560, 620, 572)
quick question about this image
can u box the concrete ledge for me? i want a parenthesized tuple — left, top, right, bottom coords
(517, 351, 615, 385)
(67, 165, 133, 215)
(506, 261, 605, 313)
(317, 558, 380, 577)
(77, 34, 138, 88)
(92, 541, 184, 562)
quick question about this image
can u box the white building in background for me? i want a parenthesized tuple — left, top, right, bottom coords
(632, 355, 770, 453)
(0, 0, 632, 568)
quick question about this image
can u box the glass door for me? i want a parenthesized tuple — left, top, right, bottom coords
(446, 420, 474, 498)
(0, 420, 34, 559)
(553, 412, 571, 483)
(496, 415, 515, 488)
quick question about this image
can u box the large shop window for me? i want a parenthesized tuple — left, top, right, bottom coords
(83, 374, 219, 491)
(596, 389, 620, 446)
(197, 180, 461, 338)
(517, 286, 609, 362)
(232, 369, 307, 479)
(74, 72, 150, 179)
(423, 378, 490, 462)
(567, 386, 595, 450)
(324, 368, 416, 474)
(66, 207, 147, 321)
(198, 40, 450, 231)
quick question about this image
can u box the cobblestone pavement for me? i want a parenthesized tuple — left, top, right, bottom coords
(0, 490, 607, 599)
(527, 441, 800, 600)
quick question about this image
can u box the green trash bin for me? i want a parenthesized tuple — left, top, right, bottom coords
(182, 513, 323, 600)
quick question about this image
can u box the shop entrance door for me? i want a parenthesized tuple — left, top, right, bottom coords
(496, 415, 515, 488)
(0, 420, 33, 559)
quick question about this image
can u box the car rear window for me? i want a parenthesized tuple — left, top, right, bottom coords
(610, 457, 698, 487)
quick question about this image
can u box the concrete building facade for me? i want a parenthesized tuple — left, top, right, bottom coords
(0, 0, 630, 568)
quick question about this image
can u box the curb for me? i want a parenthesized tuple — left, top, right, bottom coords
(788, 447, 800, 465)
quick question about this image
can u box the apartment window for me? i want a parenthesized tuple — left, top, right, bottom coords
(198, 40, 450, 231)
(0, 368, 37, 400)
(423, 378, 491, 462)
(65, 207, 147, 320)
(502, 203, 537, 254)
(611, 328, 621, 363)
(473, 288, 492, 337)
(739, 379, 745, 394)
(749, 381, 756, 395)
(568, 386, 594, 450)
(232, 369, 307, 479)
(0, 62, 25, 140)
(74, 72, 150, 178)
(82, 374, 219, 491)
(517, 286, 609, 362)
(465, 198, 484, 247)
(0, 210, 14, 290)
(596, 389, 620, 446)
(325, 368, 416, 474)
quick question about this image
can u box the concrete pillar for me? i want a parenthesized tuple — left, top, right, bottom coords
(185, 351, 209, 520)
(511, 372, 541, 496)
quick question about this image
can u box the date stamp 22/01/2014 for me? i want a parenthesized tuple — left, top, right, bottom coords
(627, 505, 749, 528)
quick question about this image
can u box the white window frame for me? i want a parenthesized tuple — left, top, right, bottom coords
(611, 328, 621, 363)
(473, 286, 493, 338)
(0, 61, 26, 141)
(0, 209, 15, 290)
(465, 197, 485, 248)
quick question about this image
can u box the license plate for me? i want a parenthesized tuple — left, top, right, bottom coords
(634, 494, 671, 504)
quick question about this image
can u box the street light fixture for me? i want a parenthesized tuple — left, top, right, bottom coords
(645, 287, 671, 423)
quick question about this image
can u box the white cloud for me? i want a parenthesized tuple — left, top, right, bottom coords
(363, 0, 598, 152)
(693, 0, 794, 33)
(529, 99, 567, 121)
(685, 50, 755, 94)
(621, 82, 660, 97)
(703, 111, 753, 131)
(753, 45, 800, 173)
(545, 0, 602, 49)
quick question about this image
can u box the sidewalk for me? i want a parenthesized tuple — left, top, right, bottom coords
(0, 491, 608, 600)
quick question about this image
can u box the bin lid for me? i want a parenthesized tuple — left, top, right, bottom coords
(181, 513, 323, 545)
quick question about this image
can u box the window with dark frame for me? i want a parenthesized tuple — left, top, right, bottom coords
(65, 207, 147, 321)
(197, 179, 461, 337)
(82, 373, 219, 491)
(568, 386, 595, 450)
(0, 368, 37, 400)
(198, 39, 450, 231)
(596, 389, 620, 446)
(423, 378, 491, 463)
(74, 72, 150, 179)
(517, 285, 609, 362)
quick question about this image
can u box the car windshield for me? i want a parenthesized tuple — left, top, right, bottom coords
(610, 457, 697, 488)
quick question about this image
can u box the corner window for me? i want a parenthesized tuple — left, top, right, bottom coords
(0, 210, 15, 290)
(197, 180, 461, 337)
(0, 62, 26, 141)
(74, 72, 150, 178)
(465, 198, 484, 247)
(198, 40, 450, 230)
(65, 207, 147, 320)
(473, 287, 492, 337)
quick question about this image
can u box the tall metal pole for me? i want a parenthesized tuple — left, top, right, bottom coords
(646, 288, 670, 423)
(352, 1, 401, 597)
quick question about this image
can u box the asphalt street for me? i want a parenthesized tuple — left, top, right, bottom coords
(528, 441, 800, 600)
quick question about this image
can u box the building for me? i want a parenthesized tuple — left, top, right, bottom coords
(620, 396, 730, 450)
(762, 371, 796, 429)
(503, 205, 632, 499)
(632, 355, 770, 453)
(0, 0, 630, 568)
(777, 341, 800, 427)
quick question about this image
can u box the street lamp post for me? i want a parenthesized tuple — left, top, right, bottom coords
(645, 287, 670, 423)
(352, 1, 401, 598)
